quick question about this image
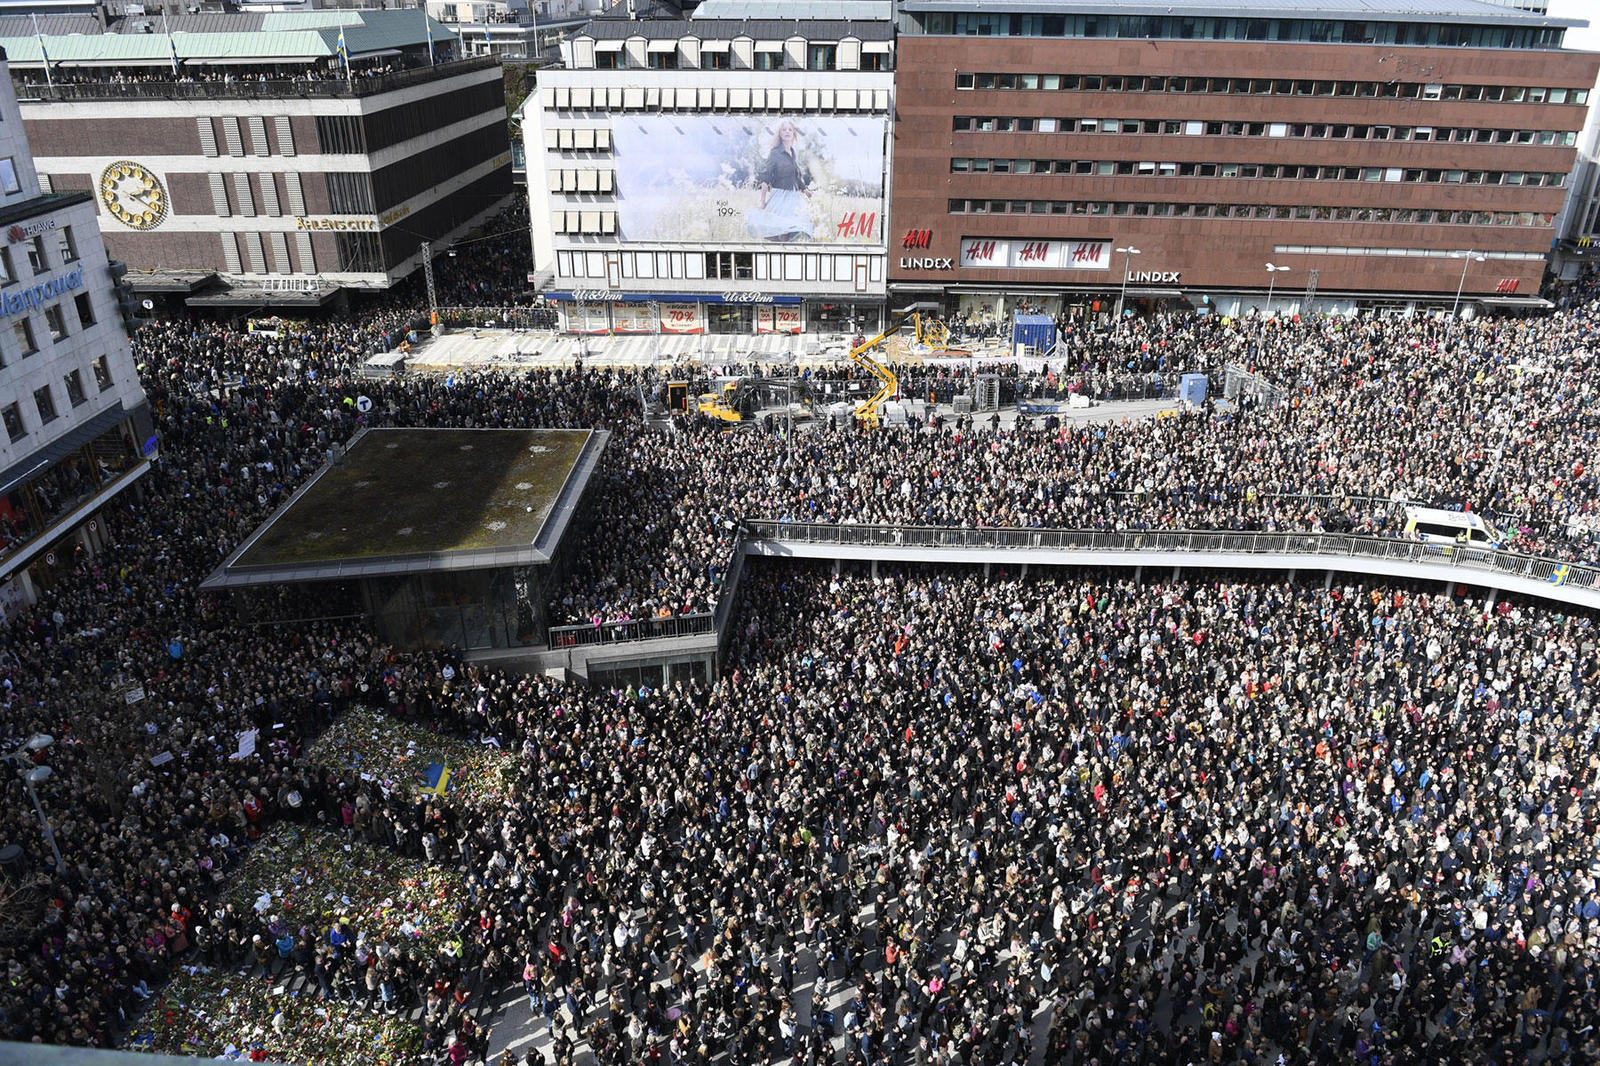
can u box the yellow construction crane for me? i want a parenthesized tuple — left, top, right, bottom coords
(912, 312, 949, 349)
(848, 302, 940, 426)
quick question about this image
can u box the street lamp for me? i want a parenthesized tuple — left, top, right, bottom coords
(1265, 263, 1291, 318)
(1483, 361, 1546, 504)
(1114, 245, 1142, 320)
(1451, 250, 1488, 318)
(6, 734, 63, 871)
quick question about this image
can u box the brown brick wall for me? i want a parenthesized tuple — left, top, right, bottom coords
(164, 173, 215, 218)
(100, 231, 224, 273)
(889, 36, 1600, 297)
(22, 116, 200, 158)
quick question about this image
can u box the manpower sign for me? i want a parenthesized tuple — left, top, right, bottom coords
(0, 266, 83, 319)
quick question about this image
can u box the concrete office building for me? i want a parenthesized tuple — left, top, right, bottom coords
(524, 5, 894, 336)
(3, 10, 513, 308)
(0, 54, 153, 616)
(888, 0, 1598, 321)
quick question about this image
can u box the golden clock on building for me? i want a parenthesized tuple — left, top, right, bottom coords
(98, 160, 167, 230)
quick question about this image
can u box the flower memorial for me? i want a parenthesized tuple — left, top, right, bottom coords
(305, 706, 521, 811)
(128, 966, 422, 1066)
(126, 824, 463, 1063)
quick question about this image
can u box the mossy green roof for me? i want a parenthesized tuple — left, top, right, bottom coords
(231, 428, 592, 571)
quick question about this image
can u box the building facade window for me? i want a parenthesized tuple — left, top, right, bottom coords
(91, 354, 113, 392)
(12, 318, 36, 356)
(44, 305, 67, 342)
(32, 385, 55, 425)
(2, 402, 22, 442)
(74, 292, 94, 329)
(64, 368, 86, 407)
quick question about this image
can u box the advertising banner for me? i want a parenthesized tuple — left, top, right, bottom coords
(612, 115, 885, 245)
(660, 303, 705, 334)
(610, 303, 658, 334)
(959, 239, 1113, 270)
(757, 306, 802, 334)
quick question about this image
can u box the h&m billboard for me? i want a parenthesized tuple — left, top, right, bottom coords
(611, 116, 885, 245)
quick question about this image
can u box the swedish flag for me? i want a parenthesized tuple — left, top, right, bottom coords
(1549, 563, 1570, 587)
(423, 761, 451, 796)
(337, 25, 350, 67)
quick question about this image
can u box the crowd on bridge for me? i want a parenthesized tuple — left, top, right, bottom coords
(2, 226, 1600, 1065)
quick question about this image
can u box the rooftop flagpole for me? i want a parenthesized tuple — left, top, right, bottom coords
(164, 11, 180, 75)
(337, 23, 352, 87)
(31, 14, 53, 92)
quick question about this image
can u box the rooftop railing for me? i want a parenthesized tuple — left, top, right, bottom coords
(12, 56, 498, 103)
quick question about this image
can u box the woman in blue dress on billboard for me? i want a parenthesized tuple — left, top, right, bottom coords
(746, 120, 816, 242)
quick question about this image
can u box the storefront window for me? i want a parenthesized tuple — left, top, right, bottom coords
(805, 301, 882, 335)
(706, 305, 754, 334)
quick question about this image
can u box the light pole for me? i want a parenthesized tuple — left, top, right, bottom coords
(1114, 245, 1142, 320)
(1265, 263, 1291, 318)
(1483, 361, 1546, 504)
(6, 734, 63, 871)
(1451, 251, 1487, 318)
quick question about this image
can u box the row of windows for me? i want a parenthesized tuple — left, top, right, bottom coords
(553, 209, 617, 235)
(918, 13, 1563, 50)
(198, 116, 294, 159)
(1, 358, 114, 444)
(587, 43, 888, 73)
(0, 228, 80, 287)
(944, 198, 1553, 228)
(954, 73, 1590, 107)
(1271, 244, 1540, 262)
(545, 85, 889, 117)
(370, 125, 508, 214)
(0, 292, 98, 368)
(949, 157, 1568, 188)
(316, 83, 507, 156)
(208, 172, 306, 219)
(558, 247, 883, 285)
(548, 168, 616, 194)
(952, 115, 1580, 147)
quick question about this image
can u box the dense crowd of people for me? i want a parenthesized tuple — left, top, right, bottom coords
(2, 246, 1600, 1065)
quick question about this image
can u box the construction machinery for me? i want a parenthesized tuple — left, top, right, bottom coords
(848, 302, 941, 426)
(696, 379, 757, 422)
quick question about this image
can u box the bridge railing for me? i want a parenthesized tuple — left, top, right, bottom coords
(741, 520, 1600, 593)
(547, 612, 715, 648)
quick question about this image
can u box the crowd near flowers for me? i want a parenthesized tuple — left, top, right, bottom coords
(2, 228, 1600, 1066)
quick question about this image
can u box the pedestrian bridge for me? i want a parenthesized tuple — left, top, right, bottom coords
(741, 521, 1600, 612)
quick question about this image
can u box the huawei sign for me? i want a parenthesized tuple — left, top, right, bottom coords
(7, 226, 24, 243)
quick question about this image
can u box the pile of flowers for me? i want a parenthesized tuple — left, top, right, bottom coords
(128, 966, 422, 1065)
(126, 824, 461, 1064)
(306, 706, 520, 810)
(221, 824, 466, 953)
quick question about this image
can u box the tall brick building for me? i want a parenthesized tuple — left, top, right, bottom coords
(888, 0, 1599, 320)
